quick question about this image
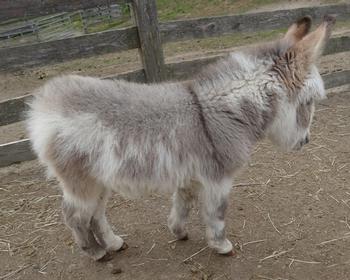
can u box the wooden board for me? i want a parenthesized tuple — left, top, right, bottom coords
(164, 55, 220, 81)
(324, 36, 350, 56)
(323, 70, 350, 90)
(0, 139, 35, 167)
(0, 94, 33, 126)
(160, 4, 350, 43)
(0, 0, 130, 22)
(164, 58, 350, 89)
(0, 26, 139, 71)
(108, 69, 146, 83)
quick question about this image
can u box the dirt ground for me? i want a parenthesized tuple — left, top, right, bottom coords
(1, 2, 350, 278)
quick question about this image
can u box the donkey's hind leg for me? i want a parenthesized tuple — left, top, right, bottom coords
(90, 189, 126, 252)
(60, 177, 108, 261)
(168, 184, 198, 240)
(62, 189, 108, 261)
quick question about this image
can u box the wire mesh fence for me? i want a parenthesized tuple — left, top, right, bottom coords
(0, 4, 129, 48)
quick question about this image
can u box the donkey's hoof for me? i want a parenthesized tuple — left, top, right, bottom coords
(117, 242, 129, 252)
(210, 238, 233, 255)
(220, 249, 236, 257)
(97, 252, 114, 262)
(106, 235, 125, 252)
(178, 234, 189, 241)
(107, 242, 128, 255)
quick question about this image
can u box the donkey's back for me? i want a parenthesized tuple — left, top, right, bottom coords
(27, 75, 211, 198)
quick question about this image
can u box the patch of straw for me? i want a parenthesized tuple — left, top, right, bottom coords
(328, 194, 340, 203)
(288, 258, 321, 268)
(318, 234, 350, 246)
(232, 183, 263, 188)
(243, 239, 266, 247)
(0, 265, 31, 280)
(259, 248, 293, 262)
(267, 213, 281, 235)
(183, 246, 209, 263)
(146, 243, 156, 255)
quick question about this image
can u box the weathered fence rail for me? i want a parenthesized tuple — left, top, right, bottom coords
(0, 1, 349, 167)
(0, 26, 139, 70)
(160, 3, 350, 43)
(0, 140, 35, 168)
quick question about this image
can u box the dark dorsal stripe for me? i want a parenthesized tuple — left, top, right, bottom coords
(186, 84, 223, 169)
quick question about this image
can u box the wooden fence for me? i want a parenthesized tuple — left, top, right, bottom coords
(0, 13, 70, 40)
(0, 0, 349, 167)
(80, 4, 123, 30)
(0, 5, 125, 47)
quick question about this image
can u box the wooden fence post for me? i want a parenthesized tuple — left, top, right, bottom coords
(131, 0, 165, 83)
(79, 10, 88, 34)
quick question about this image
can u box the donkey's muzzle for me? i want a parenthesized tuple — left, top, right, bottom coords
(294, 134, 310, 151)
(299, 135, 310, 147)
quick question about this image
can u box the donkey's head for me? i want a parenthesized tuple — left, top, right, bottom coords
(262, 15, 336, 151)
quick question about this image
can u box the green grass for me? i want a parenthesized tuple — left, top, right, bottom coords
(85, 0, 289, 31)
(163, 27, 287, 57)
(86, 17, 133, 33)
(156, 0, 346, 21)
(157, 0, 284, 21)
(333, 19, 350, 30)
(163, 18, 350, 58)
(94, 0, 345, 30)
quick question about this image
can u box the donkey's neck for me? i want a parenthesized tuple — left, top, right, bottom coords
(189, 52, 278, 170)
(194, 52, 277, 139)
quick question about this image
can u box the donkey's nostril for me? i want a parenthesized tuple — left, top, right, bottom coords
(305, 136, 310, 144)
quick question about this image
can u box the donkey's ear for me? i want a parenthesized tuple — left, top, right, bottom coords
(284, 16, 312, 45)
(294, 15, 336, 64)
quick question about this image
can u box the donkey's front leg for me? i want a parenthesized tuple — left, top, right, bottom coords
(201, 178, 234, 255)
(168, 186, 198, 240)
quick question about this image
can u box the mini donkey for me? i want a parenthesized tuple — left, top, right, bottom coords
(27, 16, 335, 261)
